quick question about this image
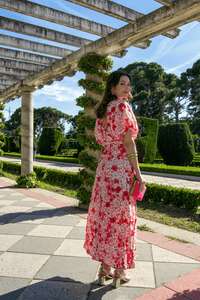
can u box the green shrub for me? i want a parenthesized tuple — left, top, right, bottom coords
(38, 127, 64, 156)
(144, 183, 200, 212)
(189, 118, 200, 136)
(1, 161, 82, 186)
(3, 136, 20, 153)
(136, 117, 158, 164)
(157, 123, 195, 166)
(1, 161, 199, 211)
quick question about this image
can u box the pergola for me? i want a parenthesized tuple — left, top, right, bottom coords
(0, 0, 200, 176)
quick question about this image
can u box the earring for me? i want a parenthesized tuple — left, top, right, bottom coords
(111, 88, 115, 95)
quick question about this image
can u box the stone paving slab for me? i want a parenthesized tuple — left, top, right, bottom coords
(88, 285, 153, 300)
(0, 234, 24, 251)
(0, 223, 37, 235)
(0, 177, 199, 300)
(154, 262, 200, 287)
(0, 277, 30, 300)
(17, 280, 92, 300)
(27, 224, 74, 238)
(0, 252, 50, 278)
(34, 256, 99, 283)
(8, 236, 64, 255)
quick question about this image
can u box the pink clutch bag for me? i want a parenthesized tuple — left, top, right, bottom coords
(130, 180, 147, 201)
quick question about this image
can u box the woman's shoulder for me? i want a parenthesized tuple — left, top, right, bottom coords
(107, 98, 126, 108)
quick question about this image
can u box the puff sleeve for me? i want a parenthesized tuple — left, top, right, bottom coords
(94, 118, 106, 146)
(107, 99, 138, 141)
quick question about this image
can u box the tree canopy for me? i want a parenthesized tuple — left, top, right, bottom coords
(4, 107, 73, 137)
(181, 59, 200, 119)
(121, 62, 172, 123)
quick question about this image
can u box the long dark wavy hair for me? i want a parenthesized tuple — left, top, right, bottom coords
(94, 70, 132, 119)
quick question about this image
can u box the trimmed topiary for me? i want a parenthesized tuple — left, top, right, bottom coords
(136, 117, 158, 163)
(157, 123, 195, 166)
(38, 127, 64, 156)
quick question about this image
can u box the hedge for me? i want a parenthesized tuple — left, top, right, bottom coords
(157, 123, 195, 166)
(1, 161, 200, 211)
(1, 161, 82, 186)
(38, 127, 64, 156)
(144, 183, 200, 212)
(2, 152, 200, 177)
(139, 163, 200, 177)
(136, 117, 158, 164)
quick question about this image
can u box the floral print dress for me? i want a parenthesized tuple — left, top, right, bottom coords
(84, 99, 139, 270)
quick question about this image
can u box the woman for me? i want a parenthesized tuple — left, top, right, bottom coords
(84, 70, 146, 288)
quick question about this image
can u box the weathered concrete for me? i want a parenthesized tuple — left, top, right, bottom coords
(0, 85, 8, 90)
(66, 0, 143, 23)
(0, 47, 58, 65)
(0, 16, 92, 48)
(20, 85, 36, 176)
(0, 79, 15, 86)
(0, 58, 45, 72)
(0, 0, 115, 37)
(155, 0, 174, 6)
(66, 0, 180, 39)
(0, 34, 74, 57)
(0, 73, 27, 82)
(0, 66, 33, 77)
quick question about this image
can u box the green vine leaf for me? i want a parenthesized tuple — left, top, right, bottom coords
(79, 150, 99, 171)
(77, 115, 96, 131)
(76, 93, 99, 109)
(78, 79, 106, 95)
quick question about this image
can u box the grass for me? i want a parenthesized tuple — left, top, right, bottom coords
(137, 200, 200, 234)
(165, 236, 189, 244)
(2, 170, 200, 235)
(137, 224, 155, 233)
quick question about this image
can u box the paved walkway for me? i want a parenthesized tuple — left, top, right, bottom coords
(0, 176, 199, 300)
(1, 156, 200, 190)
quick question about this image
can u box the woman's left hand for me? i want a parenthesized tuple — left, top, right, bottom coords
(139, 181, 146, 193)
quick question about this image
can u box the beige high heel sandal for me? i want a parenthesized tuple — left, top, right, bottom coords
(112, 269, 132, 288)
(97, 263, 114, 286)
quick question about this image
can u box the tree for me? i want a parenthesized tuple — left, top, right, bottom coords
(181, 59, 200, 119)
(164, 73, 189, 123)
(121, 62, 171, 124)
(33, 107, 72, 137)
(65, 110, 85, 139)
(4, 107, 73, 138)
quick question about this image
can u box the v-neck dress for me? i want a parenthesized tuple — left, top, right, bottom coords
(84, 99, 139, 270)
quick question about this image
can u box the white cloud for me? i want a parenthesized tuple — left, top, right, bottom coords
(145, 21, 199, 63)
(166, 52, 200, 75)
(35, 82, 84, 102)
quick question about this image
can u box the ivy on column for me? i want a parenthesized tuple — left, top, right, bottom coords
(75, 54, 113, 204)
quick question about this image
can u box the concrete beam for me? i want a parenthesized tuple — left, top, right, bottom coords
(0, 47, 58, 65)
(0, 34, 74, 57)
(0, 67, 32, 77)
(0, 0, 115, 37)
(0, 73, 24, 81)
(0, 85, 8, 90)
(0, 58, 45, 72)
(0, 16, 92, 48)
(66, 0, 143, 23)
(155, 0, 174, 7)
(0, 80, 15, 86)
(66, 0, 180, 39)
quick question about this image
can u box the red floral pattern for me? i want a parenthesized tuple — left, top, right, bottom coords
(84, 99, 139, 270)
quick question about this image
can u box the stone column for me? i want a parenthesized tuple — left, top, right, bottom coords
(84, 72, 103, 190)
(20, 85, 36, 176)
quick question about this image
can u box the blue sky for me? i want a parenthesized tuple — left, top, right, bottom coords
(2, 0, 200, 132)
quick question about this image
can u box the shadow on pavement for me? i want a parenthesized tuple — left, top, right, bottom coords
(0, 276, 113, 300)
